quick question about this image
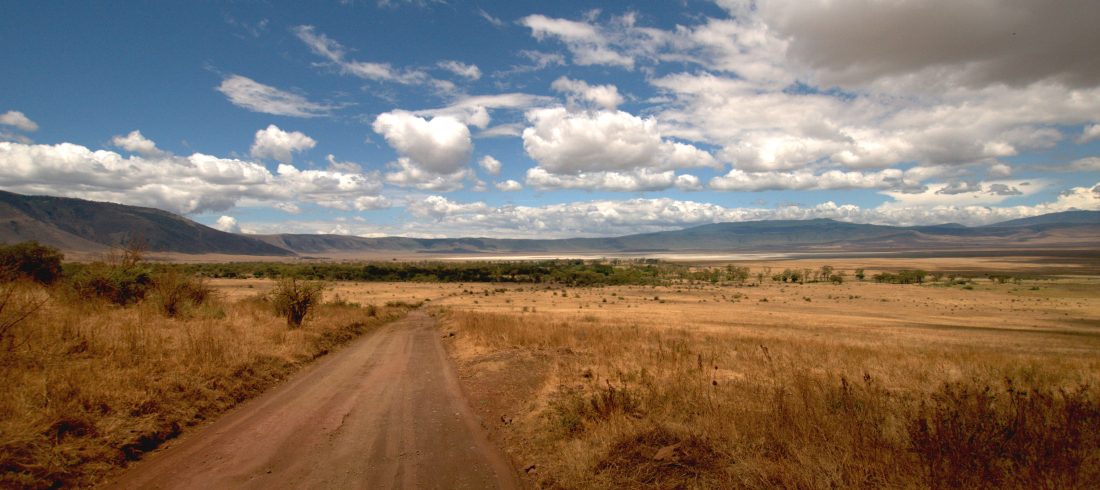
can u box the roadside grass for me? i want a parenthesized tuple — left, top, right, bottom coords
(0, 279, 407, 489)
(444, 305, 1100, 489)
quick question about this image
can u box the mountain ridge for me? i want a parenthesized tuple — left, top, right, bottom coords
(0, 190, 293, 256)
(1, 191, 1097, 257)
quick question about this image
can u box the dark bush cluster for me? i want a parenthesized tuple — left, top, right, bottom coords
(0, 241, 217, 314)
(0, 242, 63, 285)
(65, 263, 154, 306)
(171, 259, 669, 286)
(873, 269, 928, 284)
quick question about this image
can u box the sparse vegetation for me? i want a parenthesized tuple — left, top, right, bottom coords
(2, 244, 1097, 489)
(445, 304, 1100, 489)
(873, 269, 928, 284)
(148, 270, 215, 318)
(0, 245, 414, 488)
(440, 266, 1100, 489)
(269, 277, 326, 328)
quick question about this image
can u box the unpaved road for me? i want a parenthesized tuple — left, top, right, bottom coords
(110, 311, 518, 489)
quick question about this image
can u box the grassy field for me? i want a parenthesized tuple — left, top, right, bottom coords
(3, 253, 1099, 488)
(0, 274, 410, 489)
(435, 260, 1100, 488)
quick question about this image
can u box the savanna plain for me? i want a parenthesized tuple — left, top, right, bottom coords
(2, 249, 1100, 488)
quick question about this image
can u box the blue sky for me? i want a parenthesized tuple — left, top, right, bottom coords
(2, 0, 1099, 238)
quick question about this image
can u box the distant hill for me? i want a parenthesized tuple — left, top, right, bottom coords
(1, 190, 1097, 257)
(984, 210, 1100, 228)
(260, 215, 1100, 255)
(0, 191, 293, 256)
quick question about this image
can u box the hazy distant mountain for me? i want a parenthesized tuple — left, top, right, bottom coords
(983, 210, 1100, 228)
(0, 191, 292, 256)
(1, 190, 1097, 257)
(259, 215, 1100, 255)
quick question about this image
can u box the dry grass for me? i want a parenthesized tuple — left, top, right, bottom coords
(441, 272, 1100, 489)
(0, 279, 408, 489)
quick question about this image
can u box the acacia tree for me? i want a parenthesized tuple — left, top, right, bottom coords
(270, 277, 326, 328)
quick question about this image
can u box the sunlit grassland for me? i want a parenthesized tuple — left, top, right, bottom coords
(441, 276, 1100, 489)
(0, 279, 407, 489)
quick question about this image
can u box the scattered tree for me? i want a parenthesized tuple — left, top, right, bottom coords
(270, 277, 326, 328)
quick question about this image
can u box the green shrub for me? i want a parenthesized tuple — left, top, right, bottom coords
(270, 277, 325, 328)
(873, 269, 928, 284)
(66, 263, 153, 305)
(0, 241, 64, 285)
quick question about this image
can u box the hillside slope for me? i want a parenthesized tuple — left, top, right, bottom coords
(2, 190, 1097, 256)
(0, 191, 293, 256)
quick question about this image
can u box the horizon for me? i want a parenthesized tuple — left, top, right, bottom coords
(9, 188, 1095, 242)
(3, 1, 1100, 239)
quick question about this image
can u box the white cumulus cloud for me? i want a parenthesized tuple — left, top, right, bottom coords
(372, 110, 472, 173)
(522, 107, 718, 176)
(250, 125, 316, 162)
(478, 155, 502, 175)
(111, 130, 160, 156)
(495, 179, 523, 192)
(551, 77, 624, 110)
(0, 141, 384, 215)
(214, 215, 242, 233)
(383, 157, 471, 192)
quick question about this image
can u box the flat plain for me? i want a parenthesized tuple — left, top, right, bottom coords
(429, 257, 1100, 488)
(3, 254, 1099, 488)
(207, 255, 1100, 487)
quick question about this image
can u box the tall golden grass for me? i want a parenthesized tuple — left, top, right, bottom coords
(445, 308, 1100, 489)
(0, 279, 406, 489)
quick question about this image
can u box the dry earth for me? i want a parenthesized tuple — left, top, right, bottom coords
(108, 311, 518, 489)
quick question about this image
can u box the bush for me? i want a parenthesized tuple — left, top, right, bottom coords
(0, 241, 64, 285)
(149, 271, 214, 317)
(270, 277, 325, 328)
(873, 269, 927, 284)
(66, 263, 153, 305)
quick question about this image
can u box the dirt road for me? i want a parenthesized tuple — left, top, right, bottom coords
(110, 311, 519, 489)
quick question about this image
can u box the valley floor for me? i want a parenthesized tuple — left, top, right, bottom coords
(3, 255, 1099, 488)
(425, 261, 1100, 488)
